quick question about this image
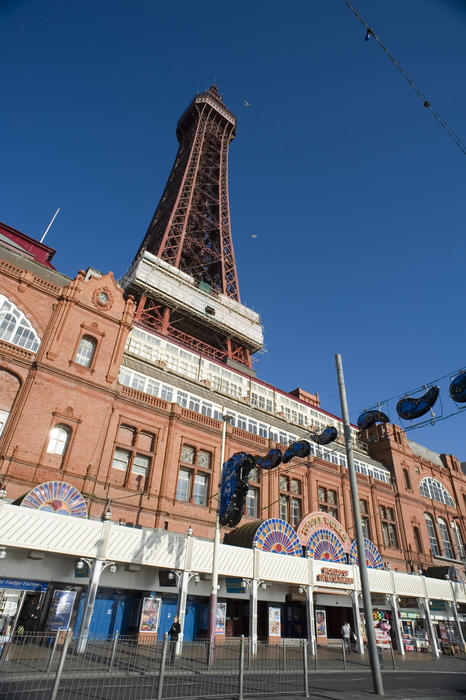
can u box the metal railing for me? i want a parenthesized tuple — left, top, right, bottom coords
(0, 631, 463, 700)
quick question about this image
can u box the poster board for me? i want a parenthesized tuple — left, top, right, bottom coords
(268, 606, 281, 637)
(139, 597, 161, 633)
(46, 590, 76, 631)
(215, 602, 226, 635)
(315, 609, 327, 637)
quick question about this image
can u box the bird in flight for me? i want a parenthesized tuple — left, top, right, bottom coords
(250, 233, 258, 239)
(244, 99, 251, 107)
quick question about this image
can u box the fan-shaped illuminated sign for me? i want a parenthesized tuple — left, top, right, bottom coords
(21, 481, 87, 518)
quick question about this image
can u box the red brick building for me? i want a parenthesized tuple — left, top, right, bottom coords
(0, 226, 464, 576)
(0, 87, 465, 646)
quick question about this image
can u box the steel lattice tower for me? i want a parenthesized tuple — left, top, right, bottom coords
(126, 87, 262, 369)
(134, 85, 239, 300)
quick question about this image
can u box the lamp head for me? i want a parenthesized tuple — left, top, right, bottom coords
(168, 571, 175, 581)
(109, 564, 117, 574)
(76, 559, 85, 570)
(194, 574, 200, 584)
(186, 526, 193, 537)
(0, 547, 6, 560)
(0, 486, 6, 499)
(104, 510, 112, 521)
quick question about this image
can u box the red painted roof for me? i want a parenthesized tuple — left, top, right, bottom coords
(0, 222, 56, 269)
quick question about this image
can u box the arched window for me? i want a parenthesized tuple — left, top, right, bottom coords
(424, 513, 440, 557)
(47, 424, 71, 456)
(0, 294, 40, 352)
(438, 518, 454, 558)
(403, 468, 411, 490)
(74, 336, 97, 367)
(419, 477, 455, 507)
(413, 526, 423, 553)
(451, 520, 464, 559)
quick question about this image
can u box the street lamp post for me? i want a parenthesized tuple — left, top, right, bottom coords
(208, 413, 233, 647)
(335, 354, 384, 696)
(168, 567, 200, 653)
(75, 520, 116, 654)
(445, 574, 466, 651)
(241, 575, 268, 656)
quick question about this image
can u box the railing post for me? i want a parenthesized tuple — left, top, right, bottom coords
(282, 638, 287, 671)
(46, 632, 60, 674)
(342, 640, 347, 670)
(390, 641, 396, 670)
(238, 635, 245, 700)
(108, 630, 119, 673)
(303, 640, 309, 698)
(314, 643, 318, 670)
(49, 629, 72, 700)
(208, 634, 215, 667)
(157, 633, 169, 700)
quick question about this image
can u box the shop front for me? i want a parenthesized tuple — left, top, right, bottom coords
(314, 593, 354, 643)
(429, 599, 461, 652)
(398, 597, 430, 652)
(0, 577, 49, 652)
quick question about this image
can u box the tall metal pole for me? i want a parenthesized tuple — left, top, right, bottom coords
(208, 413, 230, 642)
(76, 521, 111, 653)
(335, 354, 384, 696)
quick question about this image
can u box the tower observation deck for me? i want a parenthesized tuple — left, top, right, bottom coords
(125, 86, 263, 369)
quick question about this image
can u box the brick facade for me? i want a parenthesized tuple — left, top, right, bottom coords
(0, 232, 465, 576)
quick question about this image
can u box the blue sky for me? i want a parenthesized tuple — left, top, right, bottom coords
(2, 0, 465, 460)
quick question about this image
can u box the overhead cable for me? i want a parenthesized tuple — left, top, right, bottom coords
(342, 0, 466, 156)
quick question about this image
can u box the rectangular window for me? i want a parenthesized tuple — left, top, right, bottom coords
(247, 487, 259, 518)
(176, 468, 192, 502)
(112, 447, 131, 472)
(318, 486, 338, 520)
(193, 473, 209, 506)
(360, 500, 371, 539)
(201, 402, 212, 417)
(181, 445, 195, 464)
(280, 495, 288, 522)
(237, 415, 247, 430)
(380, 505, 399, 548)
(131, 374, 145, 391)
(248, 467, 260, 483)
(161, 384, 173, 401)
(197, 450, 211, 469)
(132, 454, 150, 476)
(146, 379, 160, 396)
(258, 424, 268, 438)
(176, 391, 188, 407)
(290, 498, 301, 526)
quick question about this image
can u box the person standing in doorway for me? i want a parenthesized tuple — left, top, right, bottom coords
(341, 621, 352, 651)
(169, 616, 181, 664)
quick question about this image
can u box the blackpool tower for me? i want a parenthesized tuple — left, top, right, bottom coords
(125, 86, 263, 369)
